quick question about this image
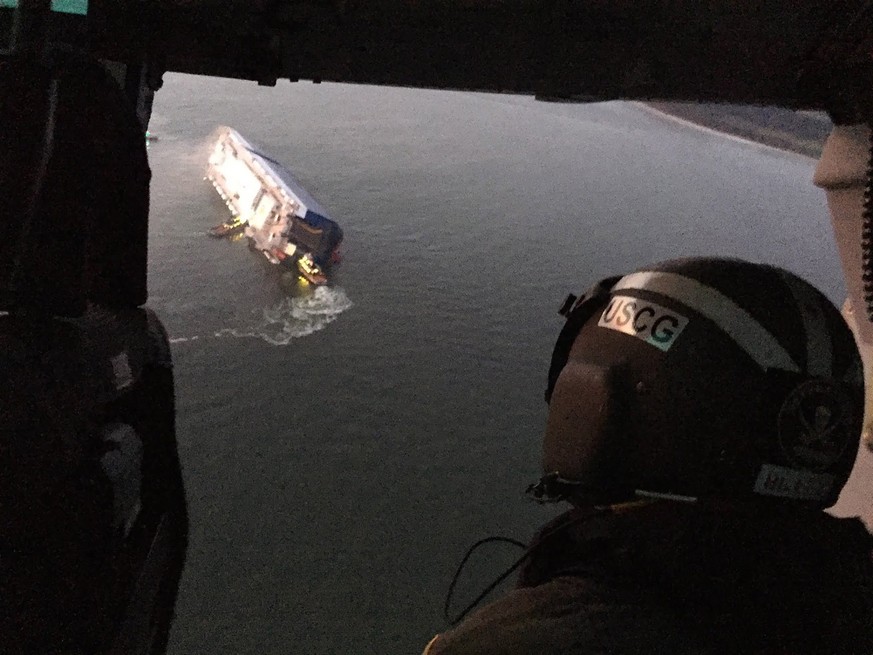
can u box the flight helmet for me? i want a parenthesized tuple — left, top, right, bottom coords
(540, 257, 863, 509)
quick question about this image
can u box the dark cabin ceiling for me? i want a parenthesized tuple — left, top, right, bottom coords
(6, 1, 873, 113)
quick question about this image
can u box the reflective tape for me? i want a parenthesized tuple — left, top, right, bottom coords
(778, 271, 832, 377)
(614, 271, 800, 372)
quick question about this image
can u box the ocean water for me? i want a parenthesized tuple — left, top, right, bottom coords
(146, 76, 871, 654)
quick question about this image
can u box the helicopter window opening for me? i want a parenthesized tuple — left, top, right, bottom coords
(50, 0, 88, 14)
(0, 1, 90, 15)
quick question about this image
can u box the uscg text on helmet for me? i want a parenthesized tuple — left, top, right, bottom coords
(597, 295, 689, 352)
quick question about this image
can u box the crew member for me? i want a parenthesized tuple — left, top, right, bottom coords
(425, 257, 873, 655)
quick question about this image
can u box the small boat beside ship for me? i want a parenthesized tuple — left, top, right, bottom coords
(296, 253, 328, 285)
(207, 217, 245, 238)
(205, 126, 343, 285)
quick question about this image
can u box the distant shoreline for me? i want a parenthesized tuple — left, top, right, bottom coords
(643, 102, 832, 158)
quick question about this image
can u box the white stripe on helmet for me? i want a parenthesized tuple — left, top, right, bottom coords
(614, 272, 801, 372)
(777, 271, 833, 378)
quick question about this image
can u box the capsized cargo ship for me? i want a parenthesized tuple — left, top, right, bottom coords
(206, 126, 342, 284)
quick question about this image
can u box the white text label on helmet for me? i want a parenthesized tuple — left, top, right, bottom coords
(597, 295, 688, 351)
(753, 464, 833, 502)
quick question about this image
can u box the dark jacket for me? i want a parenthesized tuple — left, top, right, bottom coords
(426, 503, 873, 655)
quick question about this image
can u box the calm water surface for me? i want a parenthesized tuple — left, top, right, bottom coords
(146, 75, 871, 654)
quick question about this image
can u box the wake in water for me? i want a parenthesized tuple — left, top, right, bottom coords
(169, 286, 352, 346)
(214, 286, 353, 345)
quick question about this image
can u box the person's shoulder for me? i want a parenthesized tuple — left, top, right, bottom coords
(418, 577, 639, 655)
(418, 583, 582, 655)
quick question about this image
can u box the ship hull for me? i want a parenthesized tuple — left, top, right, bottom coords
(206, 127, 343, 281)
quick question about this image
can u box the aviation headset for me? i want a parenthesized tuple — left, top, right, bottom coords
(536, 257, 864, 510)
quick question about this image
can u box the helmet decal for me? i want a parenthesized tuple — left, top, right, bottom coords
(614, 271, 801, 372)
(753, 464, 835, 501)
(597, 295, 688, 351)
(777, 379, 856, 471)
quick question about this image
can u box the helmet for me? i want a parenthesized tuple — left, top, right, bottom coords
(540, 257, 863, 509)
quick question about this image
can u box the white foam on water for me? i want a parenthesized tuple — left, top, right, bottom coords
(215, 286, 353, 346)
(169, 335, 201, 344)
